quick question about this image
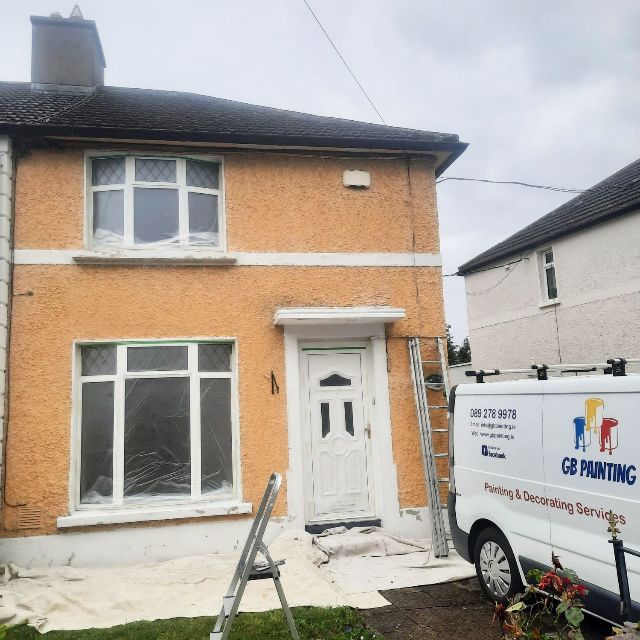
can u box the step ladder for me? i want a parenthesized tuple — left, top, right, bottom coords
(408, 336, 450, 558)
(210, 473, 300, 640)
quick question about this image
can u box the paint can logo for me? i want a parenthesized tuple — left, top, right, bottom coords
(573, 397, 619, 455)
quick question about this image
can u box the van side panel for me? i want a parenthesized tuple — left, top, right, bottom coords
(542, 390, 640, 607)
(454, 389, 551, 577)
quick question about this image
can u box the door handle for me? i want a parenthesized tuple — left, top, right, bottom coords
(364, 423, 372, 439)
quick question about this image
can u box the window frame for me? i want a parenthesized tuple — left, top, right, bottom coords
(84, 152, 226, 253)
(70, 339, 241, 514)
(538, 247, 559, 304)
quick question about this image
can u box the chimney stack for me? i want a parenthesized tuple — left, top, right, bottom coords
(30, 7, 105, 90)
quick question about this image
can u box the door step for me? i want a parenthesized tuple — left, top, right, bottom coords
(304, 518, 381, 535)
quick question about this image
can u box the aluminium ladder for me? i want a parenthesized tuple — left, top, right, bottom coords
(210, 473, 300, 640)
(408, 337, 450, 558)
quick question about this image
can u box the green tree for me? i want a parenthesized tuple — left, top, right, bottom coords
(446, 324, 458, 364)
(457, 337, 472, 364)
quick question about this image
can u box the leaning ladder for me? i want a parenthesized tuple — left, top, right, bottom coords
(408, 337, 450, 558)
(210, 473, 300, 640)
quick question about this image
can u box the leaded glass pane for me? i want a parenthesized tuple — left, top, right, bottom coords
(124, 377, 191, 500)
(186, 160, 219, 189)
(188, 193, 218, 243)
(135, 158, 177, 183)
(127, 346, 188, 371)
(82, 345, 116, 376)
(92, 158, 125, 186)
(93, 190, 124, 245)
(80, 381, 114, 504)
(200, 378, 233, 495)
(198, 344, 231, 372)
(133, 187, 179, 244)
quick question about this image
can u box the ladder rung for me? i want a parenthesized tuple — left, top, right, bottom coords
(421, 360, 441, 364)
(428, 405, 448, 409)
(432, 428, 448, 433)
(434, 453, 448, 458)
(437, 477, 450, 482)
(223, 595, 235, 617)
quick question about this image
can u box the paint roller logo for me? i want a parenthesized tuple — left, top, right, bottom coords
(573, 397, 619, 455)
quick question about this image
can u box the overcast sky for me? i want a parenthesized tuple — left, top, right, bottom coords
(1, 1, 639, 342)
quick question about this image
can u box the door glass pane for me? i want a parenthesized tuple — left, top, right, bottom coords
(80, 381, 114, 504)
(133, 188, 179, 244)
(344, 401, 354, 436)
(188, 193, 218, 244)
(92, 157, 125, 185)
(82, 345, 116, 376)
(127, 346, 188, 371)
(186, 160, 219, 189)
(198, 343, 231, 372)
(546, 266, 558, 299)
(321, 402, 330, 438)
(124, 377, 191, 500)
(93, 190, 124, 244)
(544, 251, 554, 264)
(200, 378, 233, 495)
(135, 158, 176, 183)
(320, 373, 351, 387)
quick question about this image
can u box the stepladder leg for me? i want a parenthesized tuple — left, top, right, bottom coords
(272, 575, 301, 640)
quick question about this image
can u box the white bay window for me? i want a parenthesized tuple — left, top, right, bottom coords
(76, 342, 237, 510)
(89, 155, 223, 249)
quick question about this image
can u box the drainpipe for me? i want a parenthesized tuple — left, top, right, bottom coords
(0, 136, 14, 510)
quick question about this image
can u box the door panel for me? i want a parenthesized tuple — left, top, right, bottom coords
(306, 351, 373, 521)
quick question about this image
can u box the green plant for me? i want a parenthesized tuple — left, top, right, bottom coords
(495, 563, 588, 639)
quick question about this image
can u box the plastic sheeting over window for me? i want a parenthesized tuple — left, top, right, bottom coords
(78, 343, 235, 507)
(90, 157, 221, 249)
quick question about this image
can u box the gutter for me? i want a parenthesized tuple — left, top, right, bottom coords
(0, 136, 13, 513)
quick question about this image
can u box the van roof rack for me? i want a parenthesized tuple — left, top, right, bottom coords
(465, 358, 638, 383)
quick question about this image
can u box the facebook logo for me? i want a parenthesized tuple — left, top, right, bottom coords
(481, 445, 489, 456)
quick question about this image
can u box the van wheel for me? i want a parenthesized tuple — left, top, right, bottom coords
(473, 526, 522, 603)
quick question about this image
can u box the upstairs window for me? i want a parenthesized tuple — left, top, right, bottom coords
(540, 249, 558, 302)
(89, 156, 223, 249)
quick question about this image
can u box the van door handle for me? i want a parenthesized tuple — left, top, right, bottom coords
(364, 423, 371, 439)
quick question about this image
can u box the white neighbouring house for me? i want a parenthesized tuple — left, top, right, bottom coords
(458, 158, 640, 373)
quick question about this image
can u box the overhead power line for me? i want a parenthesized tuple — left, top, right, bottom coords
(301, 0, 386, 125)
(435, 176, 583, 194)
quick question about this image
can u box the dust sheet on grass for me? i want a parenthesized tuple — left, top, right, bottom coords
(0, 528, 474, 632)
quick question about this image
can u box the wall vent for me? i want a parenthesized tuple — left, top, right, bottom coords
(18, 506, 42, 530)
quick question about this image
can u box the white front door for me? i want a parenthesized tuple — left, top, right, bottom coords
(302, 347, 375, 523)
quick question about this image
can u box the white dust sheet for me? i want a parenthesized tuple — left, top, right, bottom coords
(0, 528, 474, 632)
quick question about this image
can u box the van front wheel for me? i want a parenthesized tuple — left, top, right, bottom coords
(473, 526, 523, 603)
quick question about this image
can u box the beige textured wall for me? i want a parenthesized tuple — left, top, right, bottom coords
(4, 147, 446, 537)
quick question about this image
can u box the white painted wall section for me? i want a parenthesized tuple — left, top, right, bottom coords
(464, 210, 640, 371)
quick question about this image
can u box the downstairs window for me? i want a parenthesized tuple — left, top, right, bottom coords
(77, 341, 236, 508)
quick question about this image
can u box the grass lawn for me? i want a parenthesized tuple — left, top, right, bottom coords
(5, 607, 381, 640)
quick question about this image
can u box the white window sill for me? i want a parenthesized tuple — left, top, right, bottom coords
(57, 499, 252, 528)
(72, 249, 237, 265)
(539, 299, 560, 309)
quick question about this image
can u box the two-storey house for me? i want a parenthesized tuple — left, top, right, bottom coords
(0, 12, 466, 566)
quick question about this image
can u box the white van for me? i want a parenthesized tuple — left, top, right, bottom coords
(448, 374, 639, 623)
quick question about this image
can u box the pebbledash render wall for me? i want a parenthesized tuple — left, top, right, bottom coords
(1, 146, 447, 553)
(464, 209, 640, 371)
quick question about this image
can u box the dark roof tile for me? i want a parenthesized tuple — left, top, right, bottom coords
(0, 82, 466, 165)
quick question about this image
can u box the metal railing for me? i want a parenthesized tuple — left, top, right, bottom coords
(607, 514, 640, 622)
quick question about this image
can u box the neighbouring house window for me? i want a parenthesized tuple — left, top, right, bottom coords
(541, 249, 558, 301)
(89, 156, 222, 248)
(78, 342, 235, 508)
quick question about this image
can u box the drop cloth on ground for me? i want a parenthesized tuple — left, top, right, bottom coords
(0, 527, 474, 632)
